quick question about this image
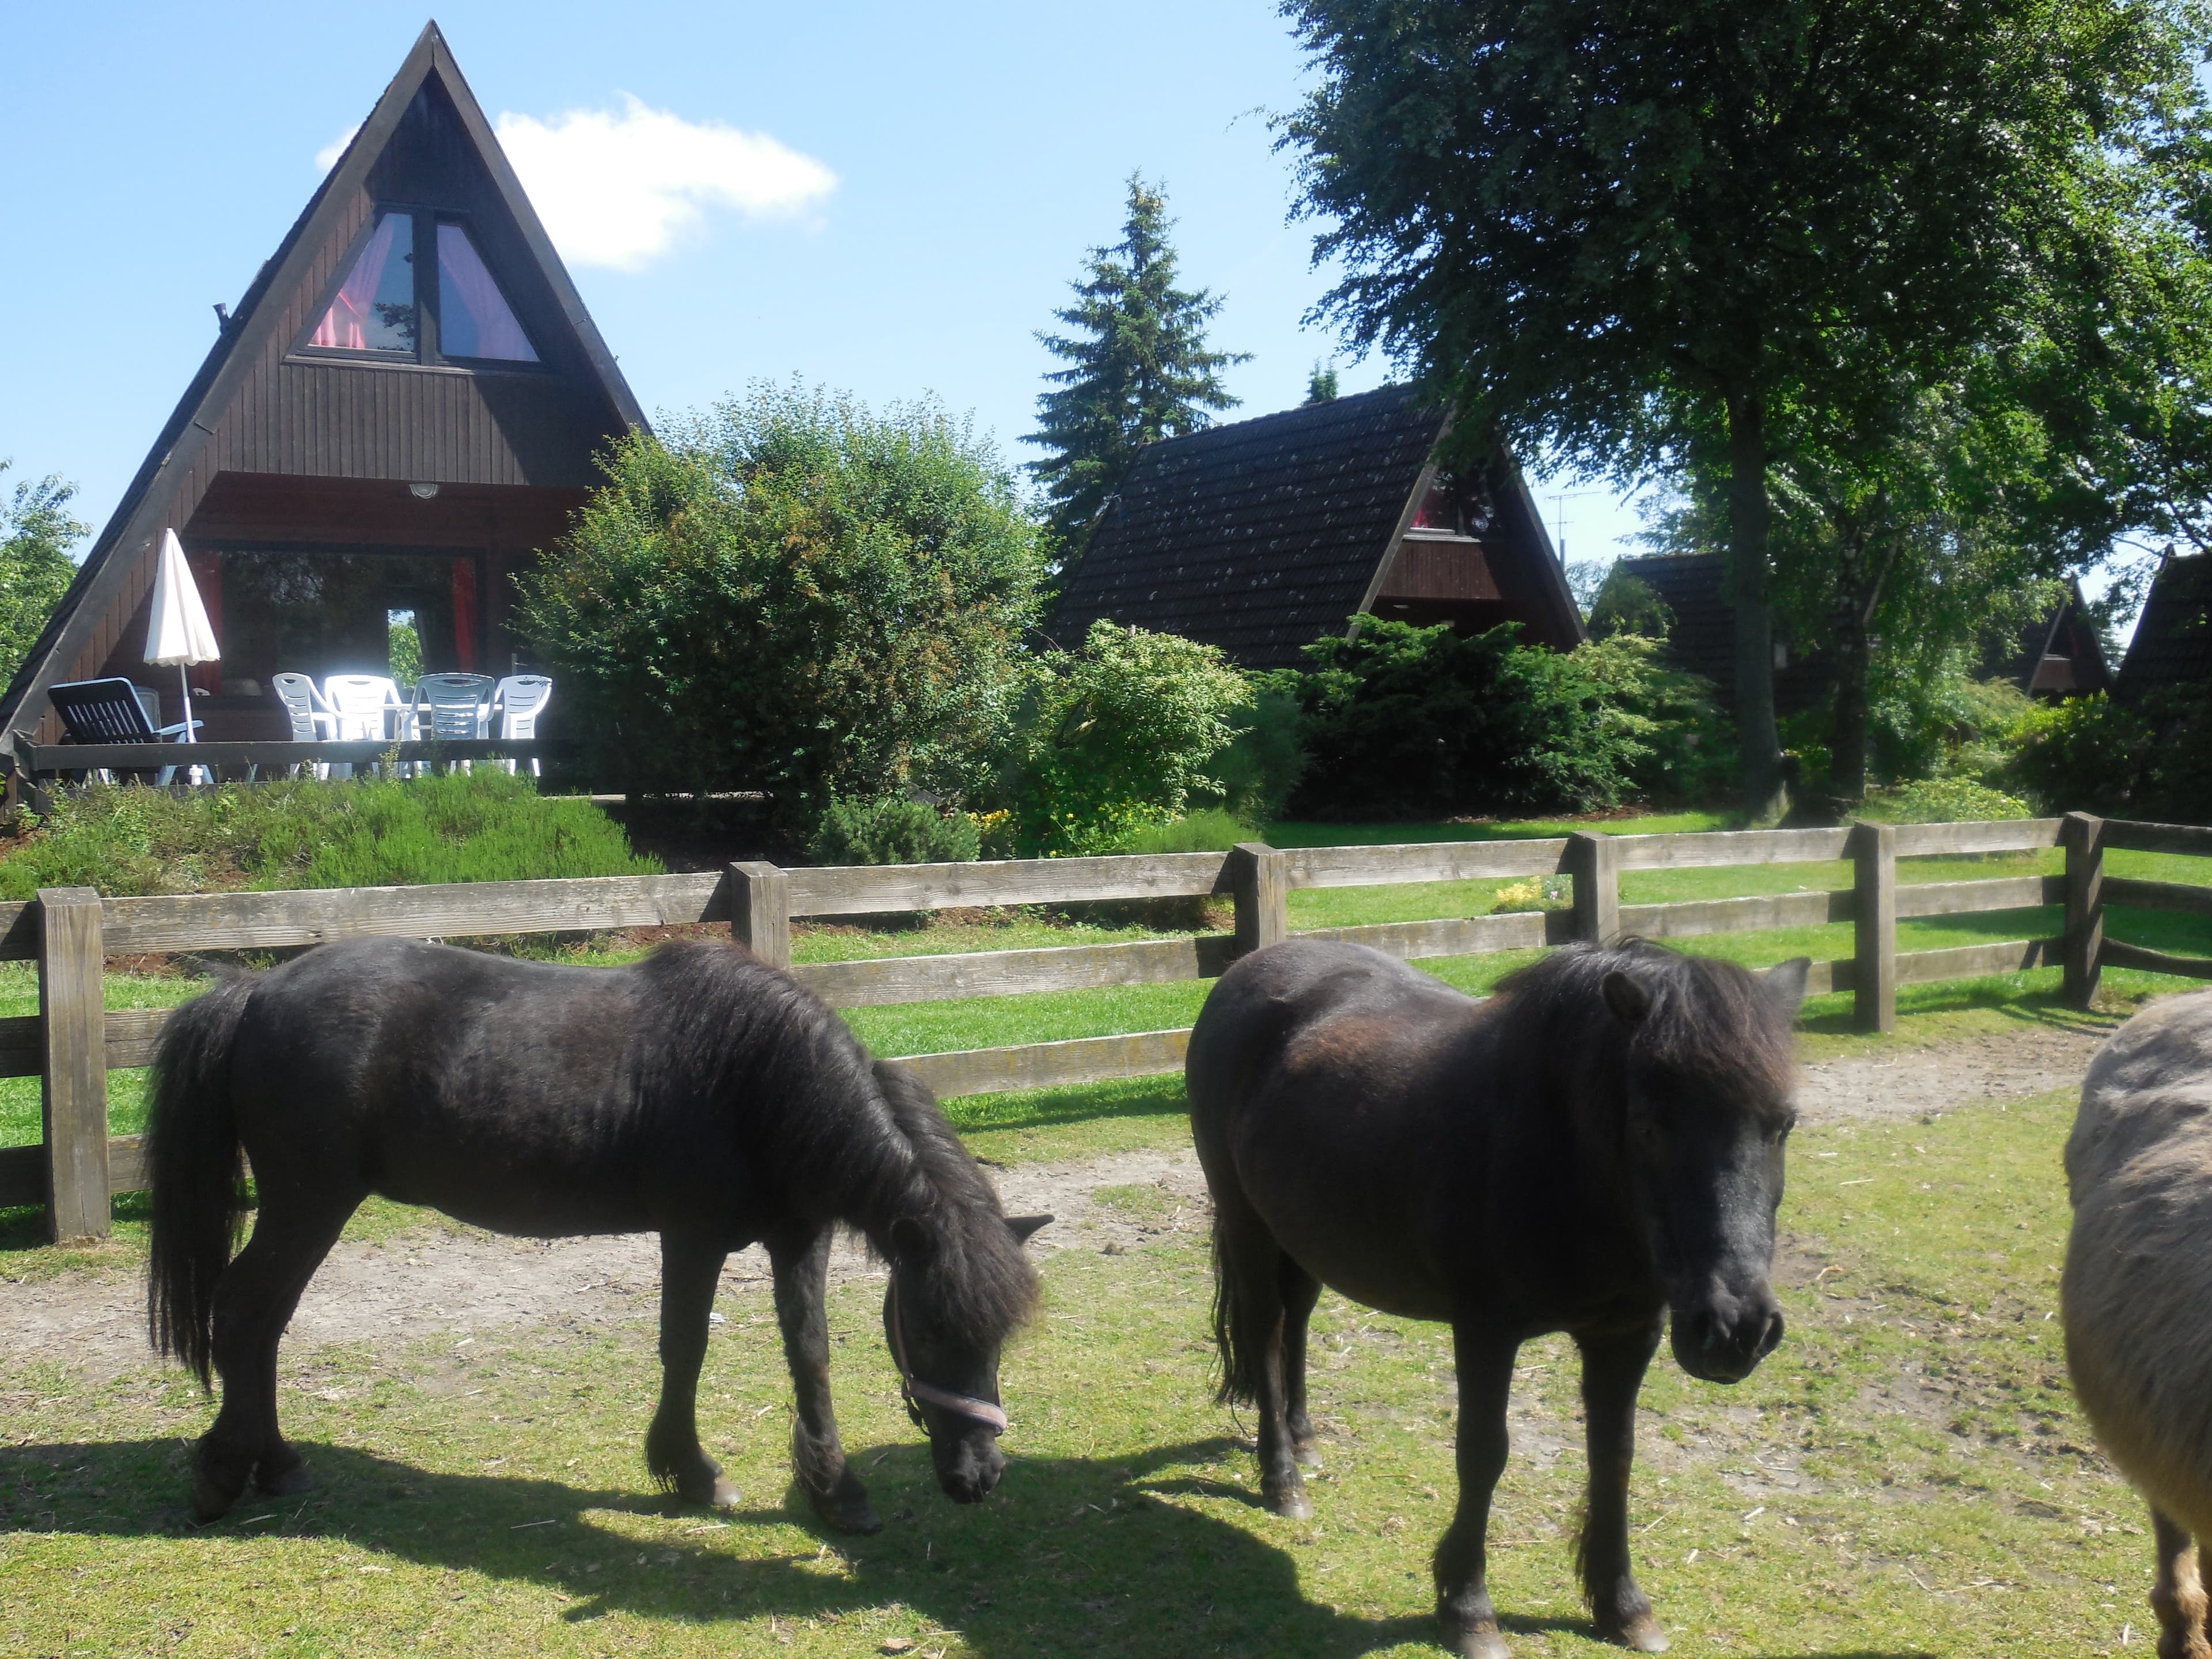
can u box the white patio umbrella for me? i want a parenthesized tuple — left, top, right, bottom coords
(143, 528, 218, 747)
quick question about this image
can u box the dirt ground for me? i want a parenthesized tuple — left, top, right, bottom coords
(0, 1023, 2109, 1380)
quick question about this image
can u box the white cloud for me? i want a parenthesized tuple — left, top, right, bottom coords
(315, 125, 359, 174)
(493, 96, 836, 271)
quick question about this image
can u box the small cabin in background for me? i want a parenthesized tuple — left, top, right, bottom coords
(1609, 552, 2109, 709)
(0, 23, 645, 754)
(1603, 554, 1834, 716)
(1980, 579, 2111, 696)
(2119, 551, 2212, 693)
(1050, 386, 1584, 669)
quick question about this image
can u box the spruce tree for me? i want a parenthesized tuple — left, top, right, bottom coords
(1028, 176, 1247, 549)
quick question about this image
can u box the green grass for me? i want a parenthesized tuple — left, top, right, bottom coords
(0, 771, 658, 899)
(0, 1085, 2168, 1657)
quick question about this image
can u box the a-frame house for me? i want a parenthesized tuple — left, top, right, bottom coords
(1050, 387, 1584, 669)
(0, 21, 645, 755)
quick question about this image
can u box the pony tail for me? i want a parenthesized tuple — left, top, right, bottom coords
(1209, 1217, 1261, 1406)
(146, 971, 257, 1389)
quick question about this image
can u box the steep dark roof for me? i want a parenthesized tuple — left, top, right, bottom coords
(1609, 552, 1834, 716)
(2120, 552, 2212, 691)
(1050, 386, 1447, 669)
(1, 21, 645, 745)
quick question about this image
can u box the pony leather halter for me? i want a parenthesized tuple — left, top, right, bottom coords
(886, 1275, 1009, 1435)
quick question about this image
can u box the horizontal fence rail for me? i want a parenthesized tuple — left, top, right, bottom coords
(2, 809, 2201, 1241)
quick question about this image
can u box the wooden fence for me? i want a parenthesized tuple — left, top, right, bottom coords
(3, 809, 2205, 1241)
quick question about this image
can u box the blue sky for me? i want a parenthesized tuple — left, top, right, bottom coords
(0, 1, 1646, 567)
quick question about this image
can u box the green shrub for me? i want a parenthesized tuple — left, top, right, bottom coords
(1200, 679, 1307, 824)
(1585, 567, 1673, 641)
(808, 796, 981, 866)
(1870, 776, 2033, 824)
(1868, 656, 2038, 786)
(516, 385, 1046, 824)
(1286, 618, 1658, 819)
(1999, 687, 2212, 819)
(0, 770, 659, 899)
(1570, 634, 1735, 805)
(1004, 622, 1251, 855)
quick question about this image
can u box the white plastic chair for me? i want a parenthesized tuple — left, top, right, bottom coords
(271, 673, 340, 779)
(323, 674, 403, 779)
(493, 675, 552, 775)
(323, 675, 403, 738)
(411, 673, 495, 774)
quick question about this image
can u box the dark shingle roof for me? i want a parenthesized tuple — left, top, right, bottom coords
(1048, 386, 1444, 669)
(2119, 553, 2212, 691)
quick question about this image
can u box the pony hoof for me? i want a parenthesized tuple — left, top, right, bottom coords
(1609, 1613, 1669, 1654)
(190, 1468, 247, 1522)
(677, 1474, 740, 1510)
(1264, 1486, 1314, 1520)
(1442, 1621, 1511, 1659)
(256, 1463, 314, 1499)
(813, 1491, 885, 1535)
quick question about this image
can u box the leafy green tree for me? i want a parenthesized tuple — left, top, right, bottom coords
(1585, 567, 1673, 641)
(1004, 620, 1252, 855)
(2017, 112, 2212, 563)
(1280, 0, 2201, 815)
(1028, 177, 1248, 550)
(1304, 363, 1340, 405)
(516, 385, 1047, 827)
(0, 461, 85, 685)
(1647, 370, 2105, 802)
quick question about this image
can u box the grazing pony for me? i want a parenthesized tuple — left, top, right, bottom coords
(1187, 938, 1808, 1658)
(2065, 990, 2212, 1659)
(145, 937, 1047, 1529)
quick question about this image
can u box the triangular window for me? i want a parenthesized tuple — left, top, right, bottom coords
(436, 224, 537, 362)
(311, 214, 417, 353)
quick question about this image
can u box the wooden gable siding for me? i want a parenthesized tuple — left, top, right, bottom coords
(1375, 538, 1502, 603)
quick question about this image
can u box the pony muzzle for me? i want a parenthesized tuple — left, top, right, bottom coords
(1669, 1286, 1785, 1383)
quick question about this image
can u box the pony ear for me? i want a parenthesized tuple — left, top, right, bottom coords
(1005, 1213, 1053, 1244)
(888, 1215, 937, 1265)
(1602, 971, 1652, 1025)
(1764, 956, 1813, 1017)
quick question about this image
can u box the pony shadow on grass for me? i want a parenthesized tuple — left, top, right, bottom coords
(5, 1434, 1423, 1657)
(3, 1435, 1932, 1658)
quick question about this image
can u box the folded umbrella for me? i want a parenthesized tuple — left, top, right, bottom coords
(143, 528, 219, 756)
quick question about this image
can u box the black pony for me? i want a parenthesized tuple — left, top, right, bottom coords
(146, 937, 1047, 1528)
(1187, 938, 1808, 1658)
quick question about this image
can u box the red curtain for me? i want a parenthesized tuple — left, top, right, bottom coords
(451, 558, 478, 671)
(187, 551, 222, 694)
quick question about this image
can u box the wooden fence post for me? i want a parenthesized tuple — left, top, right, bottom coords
(729, 861, 791, 970)
(1569, 832, 1620, 945)
(39, 887, 108, 1242)
(2064, 811, 2105, 1008)
(1229, 842, 1289, 957)
(1850, 820, 1897, 1034)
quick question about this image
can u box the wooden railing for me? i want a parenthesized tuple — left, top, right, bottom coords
(2, 810, 2203, 1241)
